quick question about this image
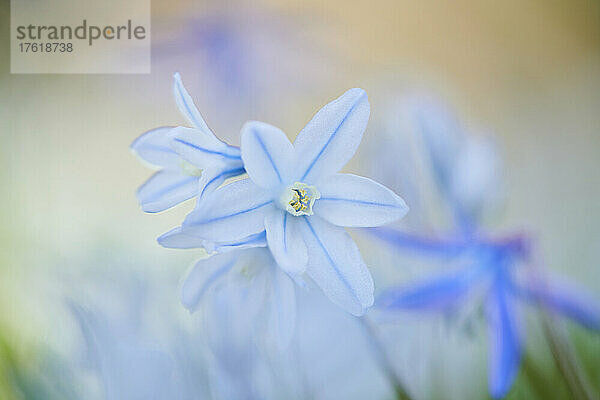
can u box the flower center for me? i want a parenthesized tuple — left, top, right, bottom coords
(280, 182, 320, 216)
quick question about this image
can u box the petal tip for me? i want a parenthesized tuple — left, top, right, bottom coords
(347, 87, 367, 98)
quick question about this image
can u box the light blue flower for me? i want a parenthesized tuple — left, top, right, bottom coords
(279, 287, 398, 400)
(70, 302, 179, 400)
(202, 276, 275, 400)
(131, 72, 244, 212)
(65, 267, 213, 400)
(175, 88, 408, 316)
(168, 234, 297, 350)
(369, 94, 503, 234)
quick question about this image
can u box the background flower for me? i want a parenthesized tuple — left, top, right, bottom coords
(366, 94, 600, 398)
(131, 73, 244, 213)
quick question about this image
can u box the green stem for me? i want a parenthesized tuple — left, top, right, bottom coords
(523, 253, 596, 400)
(539, 312, 596, 400)
(359, 316, 413, 400)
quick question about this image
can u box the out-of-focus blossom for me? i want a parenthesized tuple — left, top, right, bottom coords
(377, 229, 600, 398)
(180, 245, 297, 350)
(286, 289, 396, 400)
(365, 94, 503, 233)
(368, 95, 600, 398)
(201, 262, 278, 400)
(70, 303, 178, 400)
(151, 5, 342, 140)
(131, 73, 244, 213)
(62, 264, 213, 400)
(176, 88, 408, 316)
(159, 228, 297, 350)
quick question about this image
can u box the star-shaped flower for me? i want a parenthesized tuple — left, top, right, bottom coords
(177, 88, 409, 315)
(131, 73, 244, 212)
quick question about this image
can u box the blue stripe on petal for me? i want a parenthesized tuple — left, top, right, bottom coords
(314, 174, 408, 227)
(265, 211, 308, 276)
(300, 216, 373, 315)
(300, 92, 365, 181)
(293, 88, 369, 183)
(319, 197, 400, 208)
(199, 167, 246, 198)
(140, 176, 198, 204)
(173, 72, 212, 132)
(199, 200, 272, 225)
(304, 218, 356, 299)
(173, 138, 242, 160)
(137, 171, 198, 213)
(240, 121, 294, 189)
(252, 128, 282, 183)
(182, 178, 273, 242)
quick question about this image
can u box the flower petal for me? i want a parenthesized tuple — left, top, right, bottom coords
(197, 166, 246, 200)
(450, 135, 503, 229)
(204, 263, 267, 366)
(314, 173, 408, 227)
(181, 253, 236, 312)
(517, 278, 600, 330)
(367, 227, 469, 257)
(408, 94, 464, 193)
(266, 265, 296, 349)
(300, 215, 374, 316)
(241, 121, 294, 189)
(136, 170, 198, 213)
(378, 267, 480, 310)
(265, 210, 308, 276)
(173, 72, 212, 132)
(170, 126, 241, 170)
(213, 231, 268, 253)
(182, 178, 274, 242)
(485, 285, 523, 399)
(130, 127, 178, 169)
(157, 226, 205, 249)
(293, 88, 370, 183)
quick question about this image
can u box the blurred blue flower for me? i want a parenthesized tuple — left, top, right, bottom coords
(370, 96, 600, 398)
(180, 244, 297, 350)
(131, 73, 244, 212)
(66, 267, 212, 400)
(175, 88, 408, 316)
(201, 274, 275, 400)
(70, 303, 178, 400)
(376, 229, 600, 398)
(151, 5, 340, 128)
(159, 226, 298, 348)
(281, 288, 398, 400)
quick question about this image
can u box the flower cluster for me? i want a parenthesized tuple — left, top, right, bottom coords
(132, 73, 408, 346)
